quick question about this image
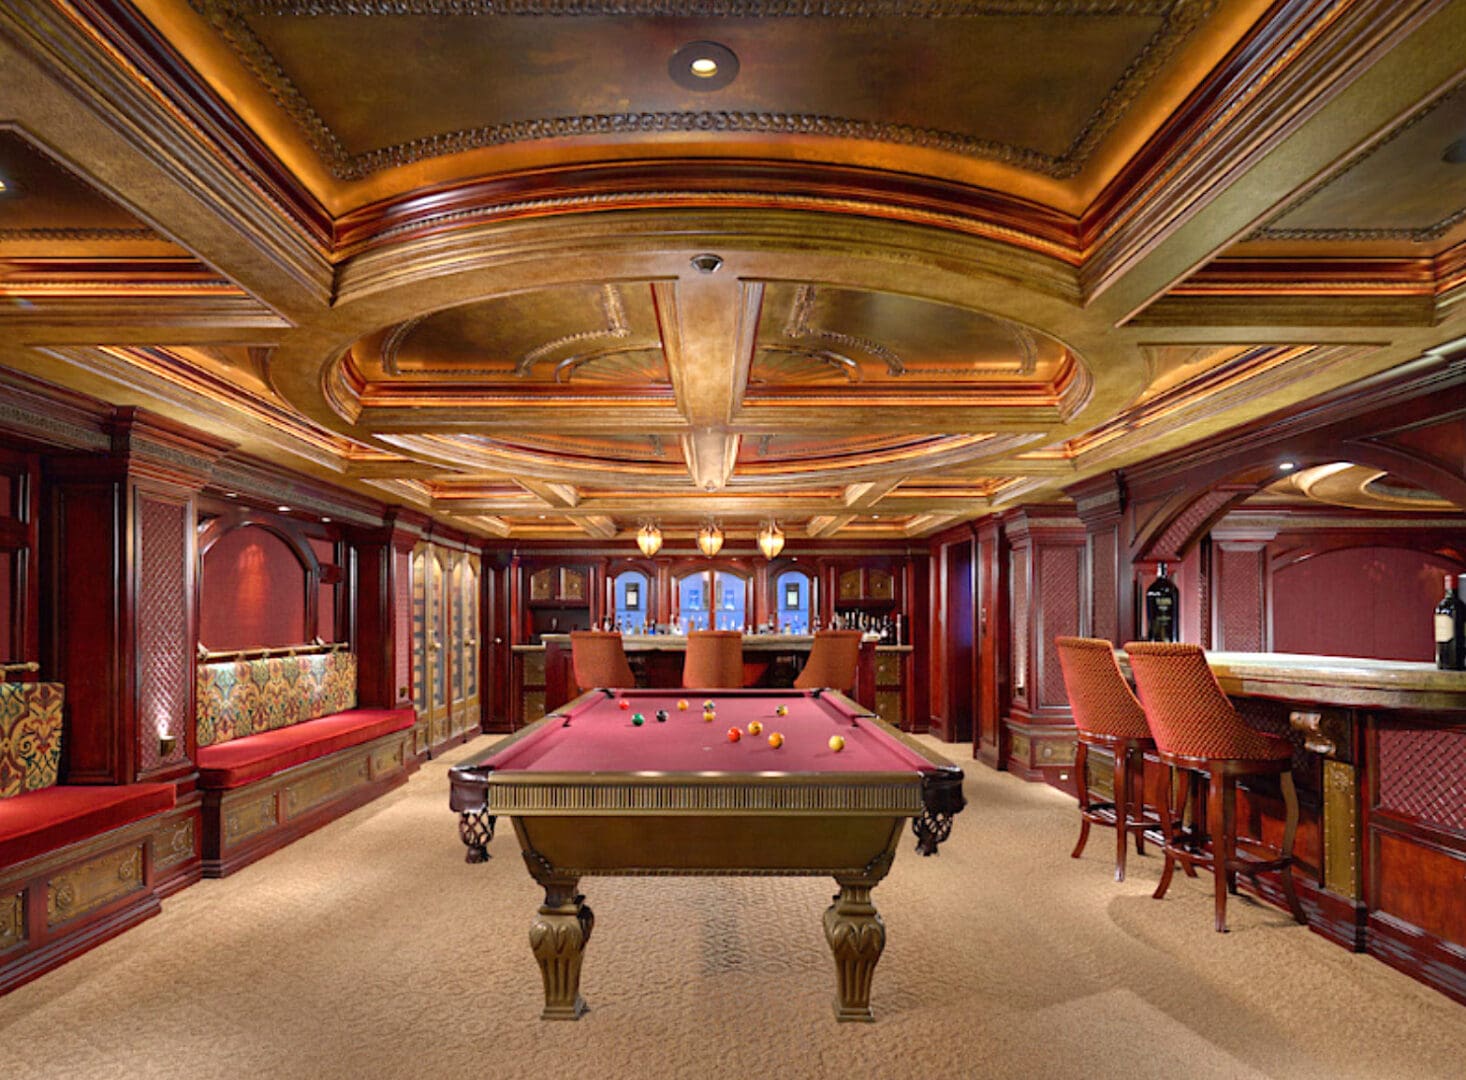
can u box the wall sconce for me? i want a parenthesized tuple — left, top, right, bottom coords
(696, 520, 724, 558)
(636, 522, 663, 558)
(756, 520, 785, 560)
(158, 732, 178, 758)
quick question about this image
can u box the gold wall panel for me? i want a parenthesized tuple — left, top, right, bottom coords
(370, 739, 406, 778)
(154, 816, 196, 872)
(524, 691, 546, 723)
(46, 844, 144, 928)
(1323, 759, 1361, 900)
(875, 654, 902, 686)
(560, 568, 587, 601)
(868, 569, 894, 600)
(1, 891, 24, 950)
(529, 568, 555, 601)
(522, 651, 546, 685)
(284, 757, 370, 817)
(1085, 747, 1116, 802)
(224, 794, 279, 846)
(838, 570, 861, 600)
(1009, 730, 1031, 766)
(875, 690, 903, 728)
(1037, 738, 1077, 766)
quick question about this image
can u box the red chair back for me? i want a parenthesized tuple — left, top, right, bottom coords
(793, 630, 863, 692)
(682, 630, 744, 689)
(1124, 642, 1290, 761)
(1053, 636, 1150, 740)
(570, 631, 636, 691)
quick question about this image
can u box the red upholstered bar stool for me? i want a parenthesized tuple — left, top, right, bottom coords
(569, 631, 636, 691)
(682, 630, 745, 689)
(1054, 636, 1156, 882)
(1125, 642, 1308, 933)
(794, 629, 863, 693)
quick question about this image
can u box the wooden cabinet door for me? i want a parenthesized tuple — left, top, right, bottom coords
(461, 554, 481, 723)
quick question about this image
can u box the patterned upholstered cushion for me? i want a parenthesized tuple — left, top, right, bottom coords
(0, 683, 65, 799)
(196, 651, 358, 748)
(1125, 643, 1292, 761)
(1054, 637, 1151, 740)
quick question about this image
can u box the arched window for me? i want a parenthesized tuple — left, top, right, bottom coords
(774, 569, 815, 634)
(676, 569, 748, 632)
(613, 569, 650, 632)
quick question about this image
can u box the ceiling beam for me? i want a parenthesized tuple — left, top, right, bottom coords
(515, 478, 580, 508)
(579, 514, 618, 539)
(806, 514, 856, 539)
(903, 513, 961, 537)
(680, 429, 741, 492)
(843, 476, 905, 509)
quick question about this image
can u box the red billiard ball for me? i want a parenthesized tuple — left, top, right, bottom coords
(727, 727, 741, 743)
(618, 699, 630, 710)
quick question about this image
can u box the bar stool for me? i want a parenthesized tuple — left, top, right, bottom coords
(569, 631, 635, 691)
(1054, 636, 1156, 882)
(793, 629, 864, 693)
(682, 630, 744, 689)
(1126, 642, 1308, 933)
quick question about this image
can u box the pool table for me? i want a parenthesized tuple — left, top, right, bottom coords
(449, 688, 965, 1022)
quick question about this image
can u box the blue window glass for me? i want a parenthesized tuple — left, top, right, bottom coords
(613, 571, 649, 632)
(775, 570, 812, 634)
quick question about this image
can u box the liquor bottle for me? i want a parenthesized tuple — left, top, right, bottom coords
(1144, 563, 1180, 643)
(1435, 574, 1464, 670)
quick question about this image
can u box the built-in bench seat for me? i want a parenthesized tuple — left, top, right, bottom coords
(195, 647, 416, 877)
(0, 782, 175, 866)
(2, 681, 195, 996)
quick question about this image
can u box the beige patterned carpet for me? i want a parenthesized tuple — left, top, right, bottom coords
(3, 736, 1465, 1080)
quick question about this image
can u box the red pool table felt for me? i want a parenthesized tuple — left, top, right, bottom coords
(489, 689, 934, 776)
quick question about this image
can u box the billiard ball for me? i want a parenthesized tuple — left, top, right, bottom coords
(618, 699, 630, 711)
(655, 709, 668, 723)
(703, 699, 715, 710)
(727, 727, 741, 743)
(632, 714, 644, 727)
(747, 721, 763, 736)
(767, 732, 784, 749)
(828, 735, 846, 752)
(677, 700, 689, 711)
(703, 710, 716, 723)
(774, 704, 788, 717)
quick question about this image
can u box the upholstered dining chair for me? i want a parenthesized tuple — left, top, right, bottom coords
(1054, 636, 1156, 882)
(570, 630, 636, 691)
(793, 629, 864, 693)
(1125, 642, 1308, 933)
(681, 630, 745, 689)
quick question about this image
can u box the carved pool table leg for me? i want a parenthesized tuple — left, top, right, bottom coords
(529, 880, 594, 1020)
(824, 879, 886, 1023)
(458, 808, 495, 864)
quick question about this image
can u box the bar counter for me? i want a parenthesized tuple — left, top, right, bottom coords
(1118, 648, 1466, 1004)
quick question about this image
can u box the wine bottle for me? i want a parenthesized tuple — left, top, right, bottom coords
(1434, 574, 1464, 670)
(1144, 562, 1180, 643)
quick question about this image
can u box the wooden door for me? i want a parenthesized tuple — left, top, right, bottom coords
(410, 546, 432, 756)
(429, 548, 451, 748)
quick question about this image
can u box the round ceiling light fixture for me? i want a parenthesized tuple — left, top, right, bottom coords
(669, 41, 739, 92)
(690, 253, 723, 274)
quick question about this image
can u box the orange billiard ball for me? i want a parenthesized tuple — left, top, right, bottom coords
(767, 732, 784, 749)
(618, 699, 630, 710)
(677, 699, 689, 711)
(774, 704, 788, 717)
(828, 735, 846, 752)
(747, 721, 763, 736)
(727, 727, 742, 743)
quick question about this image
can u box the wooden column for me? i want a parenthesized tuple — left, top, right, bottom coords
(43, 409, 230, 785)
(350, 510, 419, 714)
(974, 518, 1008, 768)
(1070, 471, 1127, 645)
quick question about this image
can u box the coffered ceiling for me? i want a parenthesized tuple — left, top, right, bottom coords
(1, 0, 1465, 542)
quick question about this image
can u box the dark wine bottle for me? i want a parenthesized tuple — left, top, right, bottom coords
(1144, 562, 1180, 643)
(1434, 573, 1464, 670)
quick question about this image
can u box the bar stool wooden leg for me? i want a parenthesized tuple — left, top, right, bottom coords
(1154, 766, 1180, 900)
(1071, 740, 1092, 860)
(1207, 767, 1232, 933)
(1112, 742, 1129, 882)
(1279, 770, 1307, 925)
(1130, 749, 1147, 857)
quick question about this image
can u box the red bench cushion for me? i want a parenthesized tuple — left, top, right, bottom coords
(195, 708, 415, 790)
(0, 783, 176, 866)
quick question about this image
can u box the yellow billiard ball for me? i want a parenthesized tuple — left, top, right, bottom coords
(703, 710, 716, 723)
(747, 721, 763, 736)
(828, 735, 846, 752)
(767, 732, 784, 749)
(677, 699, 689, 711)
(774, 704, 788, 717)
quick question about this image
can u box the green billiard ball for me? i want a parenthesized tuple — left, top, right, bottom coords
(631, 713, 645, 726)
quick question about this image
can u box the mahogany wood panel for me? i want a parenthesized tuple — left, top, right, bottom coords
(1371, 829, 1466, 950)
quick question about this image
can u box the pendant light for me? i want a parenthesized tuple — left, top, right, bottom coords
(696, 520, 724, 557)
(636, 521, 663, 557)
(756, 520, 785, 560)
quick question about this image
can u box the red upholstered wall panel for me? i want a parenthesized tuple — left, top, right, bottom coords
(1216, 543, 1266, 652)
(1271, 547, 1443, 661)
(1089, 529, 1116, 644)
(137, 495, 190, 775)
(200, 526, 308, 650)
(395, 547, 412, 702)
(1377, 727, 1466, 833)
(1036, 543, 1081, 709)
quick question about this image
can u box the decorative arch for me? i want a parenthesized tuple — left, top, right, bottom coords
(198, 513, 322, 651)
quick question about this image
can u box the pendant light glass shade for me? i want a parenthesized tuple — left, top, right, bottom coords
(756, 520, 785, 560)
(635, 522, 663, 557)
(696, 521, 724, 557)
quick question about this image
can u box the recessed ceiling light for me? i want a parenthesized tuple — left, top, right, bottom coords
(1279, 462, 1296, 472)
(669, 41, 739, 92)
(321, 516, 331, 523)
(690, 253, 723, 274)
(1443, 136, 1466, 164)
(277, 505, 291, 512)
(538, 514, 546, 519)
(224, 492, 237, 498)
(0, 177, 8, 194)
